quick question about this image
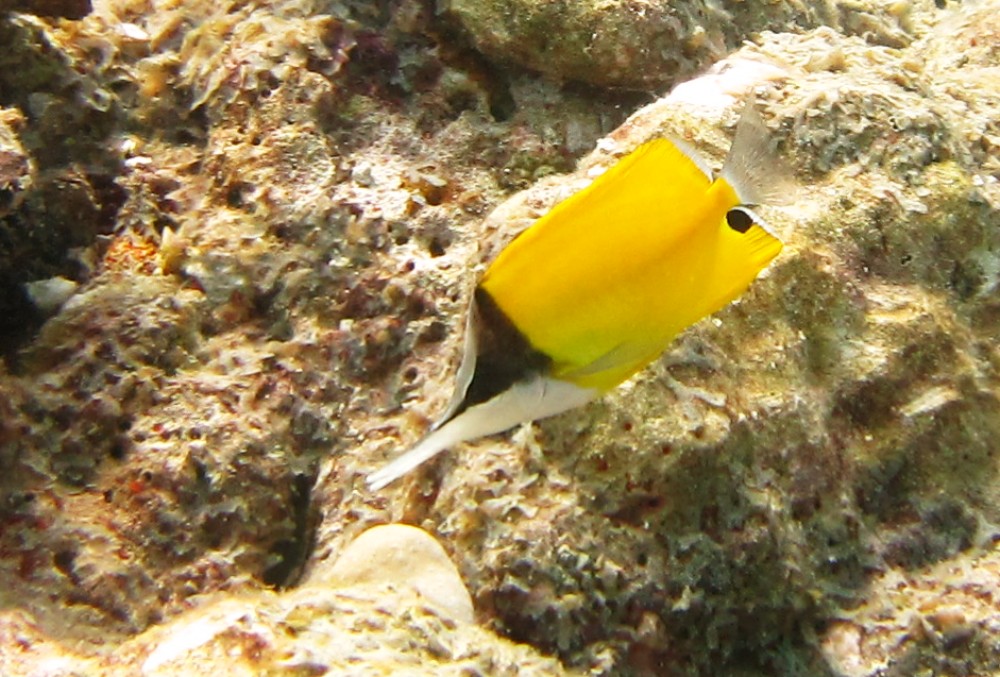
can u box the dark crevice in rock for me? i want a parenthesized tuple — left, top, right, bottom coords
(262, 470, 318, 589)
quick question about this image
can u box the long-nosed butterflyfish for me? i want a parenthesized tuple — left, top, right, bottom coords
(367, 106, 786, 490)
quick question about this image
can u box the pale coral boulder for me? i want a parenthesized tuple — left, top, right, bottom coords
(316, 523, 475, 625)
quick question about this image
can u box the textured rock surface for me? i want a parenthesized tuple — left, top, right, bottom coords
(1, 0, 999, 675)
(820, 546, 1000, 677)
(442, 0, 929, 89)
(0, 0, 91, 18)
(0, 525, 569, 676)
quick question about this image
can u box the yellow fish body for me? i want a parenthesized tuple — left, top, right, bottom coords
(368, 108, 784, 490)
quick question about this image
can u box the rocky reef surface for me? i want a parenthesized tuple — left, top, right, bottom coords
(1, 0, 999, 675)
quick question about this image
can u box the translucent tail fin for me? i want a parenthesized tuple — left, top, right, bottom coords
(366, 376, 595, 490)
(366, 414, 485, 491)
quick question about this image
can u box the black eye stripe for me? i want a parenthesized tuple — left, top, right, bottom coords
(726, 208, 754, 234)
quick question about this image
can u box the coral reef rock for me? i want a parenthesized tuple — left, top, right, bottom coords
(1, 0, 999, 675)
(0, 0, 91, 19)
(442, 0, 930, 89)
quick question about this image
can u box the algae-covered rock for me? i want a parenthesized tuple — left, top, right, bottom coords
(820, 547, 1000, 677)
(116, 525, 568, 676)
(442, 0, 930, 89)
(0, 525, 571, 676)
(1, 0, 999, 674)
(0, 108, 33, 217)
(0, 10, 124, 355)
(126, 587, 572, 677)
(347, 6, 1000, 675)
(0, 0, 91, 19)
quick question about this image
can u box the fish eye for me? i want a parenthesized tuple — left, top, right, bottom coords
(725, 208, 754, 234)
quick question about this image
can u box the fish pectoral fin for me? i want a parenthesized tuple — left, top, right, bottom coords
(556, 340, 662, 391)
(366, 375, 596, 490)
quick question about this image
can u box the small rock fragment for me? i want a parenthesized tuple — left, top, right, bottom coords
(316, 524, 474, 624)
(24, 276, 78, 314)
(402, 168, 449, 205)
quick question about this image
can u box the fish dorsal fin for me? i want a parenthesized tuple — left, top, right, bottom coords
(433, 306, 479, 429)
(668, 136, 714, 182)
(720, 105, 794, 207)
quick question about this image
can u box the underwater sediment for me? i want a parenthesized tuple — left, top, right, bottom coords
(1, 0, 999, 675)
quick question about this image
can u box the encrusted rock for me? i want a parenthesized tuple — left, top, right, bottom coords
(442, 0, 933, 89)
(1, 0, 998, 675)
(0, 108, 32, 217)
(0, 0, 91, 19)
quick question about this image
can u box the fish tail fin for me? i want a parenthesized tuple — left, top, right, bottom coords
(366, 376, 596, 490)
(366, 422, 468, 491)
(365, 386, 531, 492)
(720, 104, 795, 207)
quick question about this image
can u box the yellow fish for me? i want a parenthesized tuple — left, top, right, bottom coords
(368, 107, 784, 490)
